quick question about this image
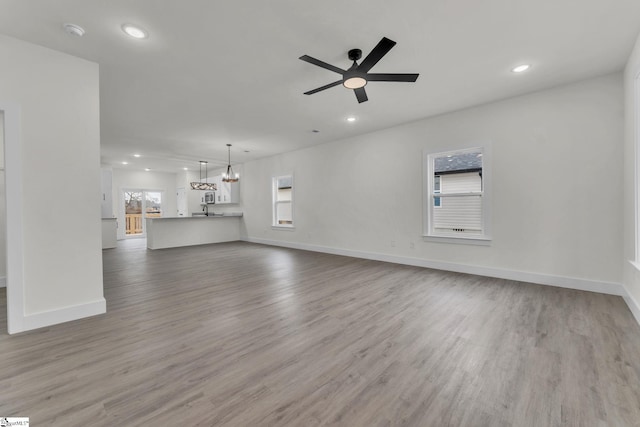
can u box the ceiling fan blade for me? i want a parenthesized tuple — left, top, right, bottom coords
(366, 73, 419, 82)
(299, 55, 346, 75)
(354, 87, 368, 103)
(304, 80, 342, 95)
(357, 37, 396, 73)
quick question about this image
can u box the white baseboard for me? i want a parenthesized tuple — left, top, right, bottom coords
(0, 276, 5, 288)
(13, 298, 106, 334)
(243, 237, 626, 297)
(622, 290, 640, 326)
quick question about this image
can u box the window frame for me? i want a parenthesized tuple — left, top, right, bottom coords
(423, 145, 492, 244)
(635, 69, 640, 266)
(272, 174, 294, 229)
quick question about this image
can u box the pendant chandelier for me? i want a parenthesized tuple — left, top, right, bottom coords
(190, 161, 217, 190)
(222, 144, 239, 183)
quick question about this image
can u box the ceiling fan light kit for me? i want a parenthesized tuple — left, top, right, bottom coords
(300, 37, 419, 103)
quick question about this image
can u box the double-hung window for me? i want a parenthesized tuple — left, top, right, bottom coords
(424, 147, 490, 243)
(273, 175, 294, 227)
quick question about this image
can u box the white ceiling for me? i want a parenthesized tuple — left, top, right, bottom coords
(1, 0, 640, 172)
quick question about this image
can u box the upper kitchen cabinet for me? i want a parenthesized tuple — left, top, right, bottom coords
(204, 174, 239, 204)
(217, 176, 239, 204)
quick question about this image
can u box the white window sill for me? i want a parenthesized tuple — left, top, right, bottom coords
(422, 234, 492, 246)
(629, 259, 640, 273)
(272, 225, 295, 231)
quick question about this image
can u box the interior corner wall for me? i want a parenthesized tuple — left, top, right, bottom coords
(0, 35, 104, 333)
(242, 73, 624, 292)
(623, 31, 640, 321)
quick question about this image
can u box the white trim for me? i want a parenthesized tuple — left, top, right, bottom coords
(622, 289, 640, 327)
(1, 104, 26, 334)
(629, 259, 640, 273)
(20, 298, 106, 333)
(0, 276, 5, 288)
(272, 174, 294, 227)
(424, 144, 492, 242)
(635, 69, 640, 263)
(422, 235, 492, 246)
(626, 260, 640, 326)
(243, 236, 626, 297)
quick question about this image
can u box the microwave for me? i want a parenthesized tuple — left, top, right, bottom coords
(204, 191, 215, 204)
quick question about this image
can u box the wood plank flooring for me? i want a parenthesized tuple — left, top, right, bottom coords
(1, 239, 640, 426)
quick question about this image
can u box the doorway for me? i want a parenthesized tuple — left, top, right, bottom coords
(176, 187, 186, 217)
(123, 189, 164, 237)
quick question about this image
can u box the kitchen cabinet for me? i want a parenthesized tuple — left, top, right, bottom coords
(205, 174, 239, 204)
(216, 177, 239, 204)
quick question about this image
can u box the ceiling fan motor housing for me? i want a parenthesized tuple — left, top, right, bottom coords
(348, 48, 362, 61)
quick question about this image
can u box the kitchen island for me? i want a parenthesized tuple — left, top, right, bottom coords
(146, 213, 243, 250)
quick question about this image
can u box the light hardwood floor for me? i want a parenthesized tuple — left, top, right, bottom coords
(1, 239, 640, 426)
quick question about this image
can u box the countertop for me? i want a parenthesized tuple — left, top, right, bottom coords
(147, 213, 243, 220)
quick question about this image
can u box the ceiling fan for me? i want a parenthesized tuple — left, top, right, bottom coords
(299, 37, 419, 103)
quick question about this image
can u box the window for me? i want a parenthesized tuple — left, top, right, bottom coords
(434, 175, 441, 207)
(273, 175, 293, 227)
(424, 147, 490, 242)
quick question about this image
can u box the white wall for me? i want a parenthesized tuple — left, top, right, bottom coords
(243, 73, 624, 290)
(623, 32, 640, 322)
(112, 169, 179, 239)
(0, 111, 5, 286)
(0, 34, 104, 333)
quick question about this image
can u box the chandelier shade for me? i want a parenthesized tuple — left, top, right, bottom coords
(190, 161, 217, 190)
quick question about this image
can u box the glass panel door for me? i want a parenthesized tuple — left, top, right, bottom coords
(145, 191, 163, 218)
(123, 190, 163, 237)
(124, 191, 143, 236)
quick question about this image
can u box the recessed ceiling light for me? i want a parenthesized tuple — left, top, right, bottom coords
(346, 117, 356, 122)
(122, 161, 128, 165)
(63, 23, 85, 37)
(122, 24, 148, 39)
(145, 168, 151, 172)
(133, 154, 141, 158)
(183, 167, 188, 171)
(511, 64, 531, 73)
